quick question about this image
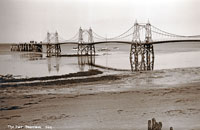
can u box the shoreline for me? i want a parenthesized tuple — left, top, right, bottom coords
(1, 66, 200, 88)
(0, 69, 121, 88)
(1, 67, 200, 130)
(0, 69, 103, 83)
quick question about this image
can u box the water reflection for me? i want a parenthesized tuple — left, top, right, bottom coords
(16, 52, 61, 74)
(47, 57, 60, 73)
(20, 53, 43, 61)
(78, 56, 95, 71)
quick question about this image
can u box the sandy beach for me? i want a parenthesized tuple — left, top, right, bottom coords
(1, 67, 200, 130)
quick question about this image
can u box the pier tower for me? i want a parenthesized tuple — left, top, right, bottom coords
(46, 31, 61, 57)
(77, 27, 95, 56)
(130, 21, 154, 71)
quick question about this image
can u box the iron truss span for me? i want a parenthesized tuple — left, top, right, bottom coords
(44, 39, 200, 45)
(150, 39, 200, 44)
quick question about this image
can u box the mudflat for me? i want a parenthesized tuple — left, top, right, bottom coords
(1, 67, 200, 130)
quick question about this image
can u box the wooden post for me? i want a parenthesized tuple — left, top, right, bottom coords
(152, 118, 156, 130)
(158, 122, 162, 130)
(147, 118, 173, 130)
(148, 120, 152, 130)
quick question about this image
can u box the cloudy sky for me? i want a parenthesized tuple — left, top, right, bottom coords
(0, 0, 200, 43)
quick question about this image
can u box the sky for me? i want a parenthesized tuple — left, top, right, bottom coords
(0, 0, 200, 43)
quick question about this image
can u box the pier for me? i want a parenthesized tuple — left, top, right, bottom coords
(11, 41, 42, 52)
(10, 21, 200, 71)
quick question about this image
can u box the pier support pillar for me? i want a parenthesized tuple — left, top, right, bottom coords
(130, 43, 154, 71)
(77, 44, 95, 56)
(55, 44, 61, 56)
(46, 44, 61, 57)
(145, 44, 154, 71)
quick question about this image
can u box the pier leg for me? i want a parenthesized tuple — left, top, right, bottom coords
(130, 43, 144, 71)
(17, 45, 20, 51)
(78, 44, 86, 55)
(55, 44, 61, 56)
(78, 44, 95, 56)
(82, 44, 95, 56)
(46, 44, 53, 57)
(89, 44, 95, 56)
(130, 43, 154, 71)
(130, 43, 137, 71)
(46, 44, 61, 57)
(145, 44, 154, 70)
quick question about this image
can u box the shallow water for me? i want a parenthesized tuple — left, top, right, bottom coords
(0, 42, 200, 78)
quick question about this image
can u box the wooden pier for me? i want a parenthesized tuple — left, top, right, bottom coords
(11, 41, 42, 52)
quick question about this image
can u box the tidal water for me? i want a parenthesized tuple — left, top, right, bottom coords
(0, 42, 200, 78)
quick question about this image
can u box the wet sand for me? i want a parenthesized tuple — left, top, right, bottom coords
(1, 67, 200, 130)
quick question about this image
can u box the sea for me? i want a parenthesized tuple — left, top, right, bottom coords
(1, 42, 200, 78)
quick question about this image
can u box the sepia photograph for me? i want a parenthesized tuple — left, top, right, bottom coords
(0, 0, 200, 130)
